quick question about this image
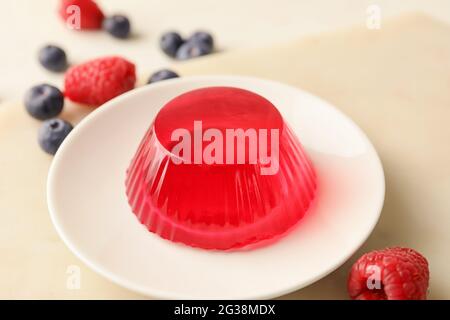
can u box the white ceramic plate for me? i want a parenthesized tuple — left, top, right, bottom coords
(47, 75, 385, 299)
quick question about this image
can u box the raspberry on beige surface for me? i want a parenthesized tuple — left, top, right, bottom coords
(64, 56, 136, 106)
(348, 247, 429, 300)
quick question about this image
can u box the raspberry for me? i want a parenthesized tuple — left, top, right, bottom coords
(59, 0, 104, 30)
(348, 247, 429, 300)
(64, 56, 136, 106)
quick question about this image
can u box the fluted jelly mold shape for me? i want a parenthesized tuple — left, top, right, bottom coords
(125, 87, 316, 250)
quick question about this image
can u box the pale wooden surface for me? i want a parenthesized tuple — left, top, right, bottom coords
(1, 13, 449, 299)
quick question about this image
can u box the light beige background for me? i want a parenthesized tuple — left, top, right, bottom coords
(0, 1, 449, 299)
(1, 0, 450, 100)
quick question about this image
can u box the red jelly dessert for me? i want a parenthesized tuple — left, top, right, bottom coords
(125, 87, 316, 250)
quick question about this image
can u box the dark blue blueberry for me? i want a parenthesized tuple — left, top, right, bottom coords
(103, 15, 131, 39)
(160, 31, 184, 58)
(24, 84, 64, 120)
(38, 45, 68, 72)
(38, 119, 73, 155)
(188, 31, 214, 51)
(176, 40, 211, 60)
(147, 69, 179, 84)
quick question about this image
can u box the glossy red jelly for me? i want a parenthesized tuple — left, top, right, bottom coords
(125, 87, 316, 250)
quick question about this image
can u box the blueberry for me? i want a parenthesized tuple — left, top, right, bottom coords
(176, 40, 212, 60)
(38, 119, 73, 155)
(188, 31, 214, 51)
(160, 31, 184, 58)
(38, 45, 67, 72)
(147, 69, 179, 84)
(103, 15, 131, 39)
(24, 84, 64, 120)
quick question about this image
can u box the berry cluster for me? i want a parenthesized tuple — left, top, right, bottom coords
(160, 31, 214, 60)
(59, 0, 131, 39)
(26, 55, 136, 155)
(27, 0, 217, 155)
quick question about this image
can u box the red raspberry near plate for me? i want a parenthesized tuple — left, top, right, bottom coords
(59, 0, 104, 30)
(348, 247, 429, 300)
(64, 56, 136, 106)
